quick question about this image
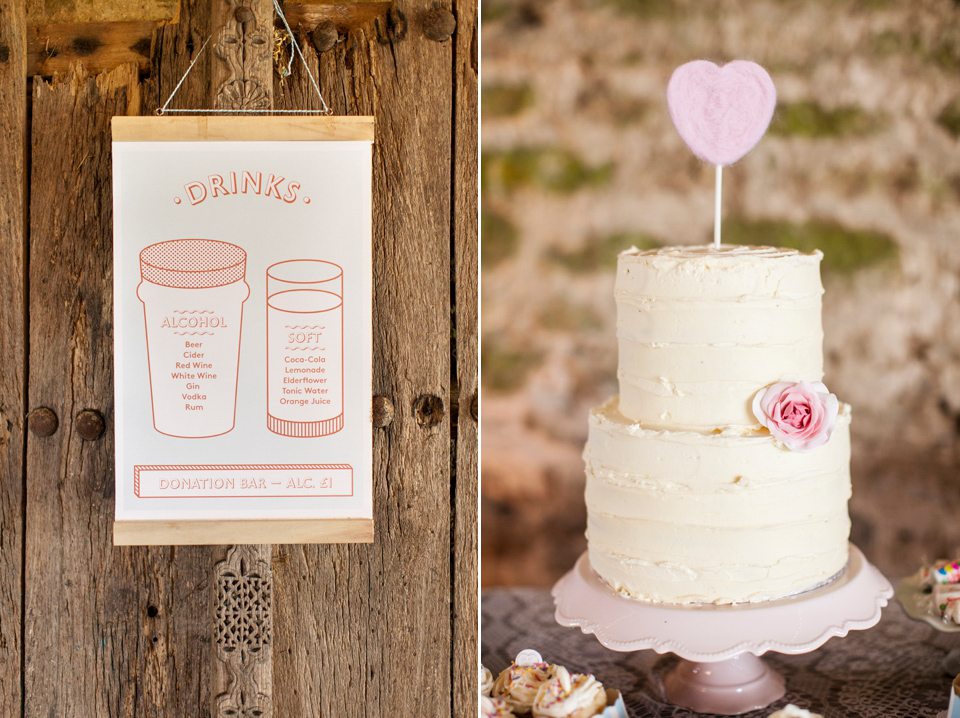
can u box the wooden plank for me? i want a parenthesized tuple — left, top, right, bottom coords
(27, 0, 179, 25)
(211, 0, 272, 110)
(114, 518, 375, 545)
(452, 0, 478, 715)
(113, 115, 375, 141)
(0, 1, 26, 716)
(205, 2, 277, 713)
(27, 20, 157, 77)
(24, 62, 214, 718)
(271, 2, 455, 715)
(285, 1, 391, 31)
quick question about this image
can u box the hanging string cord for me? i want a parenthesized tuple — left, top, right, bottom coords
(158, 35, 212, 115)
(273, 0, 329, 114)
(158, 1, 330, 115)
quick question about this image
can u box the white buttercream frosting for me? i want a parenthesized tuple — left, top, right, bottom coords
(585, 245, 852, 605)
(481, 665, 494, 697)
(532, 666, 608, 718)
(493, 662, 556, 714)
(616, 245, 824, 429)
(768, 705, 824, 718)
(481, 695, 517, 718)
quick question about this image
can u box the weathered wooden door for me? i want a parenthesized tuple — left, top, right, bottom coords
(0, 0, 477, 715)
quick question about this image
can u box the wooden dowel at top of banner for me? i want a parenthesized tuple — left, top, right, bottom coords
(111, 115, 375, 142)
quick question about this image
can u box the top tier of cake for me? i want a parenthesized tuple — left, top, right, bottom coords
(616, 245, 824, 429)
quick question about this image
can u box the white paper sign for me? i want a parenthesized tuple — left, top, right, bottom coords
(112, 117, 374, 545)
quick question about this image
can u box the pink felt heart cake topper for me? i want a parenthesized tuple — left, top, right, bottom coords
(667, 60, 776, 166)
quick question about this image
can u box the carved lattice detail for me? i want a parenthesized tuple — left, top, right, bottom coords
(214, 545, 273, 718)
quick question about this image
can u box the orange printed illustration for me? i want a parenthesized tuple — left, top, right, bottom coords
(138, 239, 250, 438)
(266, 260, 344, 437)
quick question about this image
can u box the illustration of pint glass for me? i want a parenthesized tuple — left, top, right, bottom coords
(138, 239, 249, 438)
(266, 260, 344, 437)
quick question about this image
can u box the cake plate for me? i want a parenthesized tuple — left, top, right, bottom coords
(552, 544, 892, 715)
(895, 574, 960, 675)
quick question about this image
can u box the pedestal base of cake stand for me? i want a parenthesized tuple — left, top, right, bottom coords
(552, 544, 892, 715)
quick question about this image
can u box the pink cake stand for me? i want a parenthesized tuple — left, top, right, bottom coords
(552, 544, 892, 715)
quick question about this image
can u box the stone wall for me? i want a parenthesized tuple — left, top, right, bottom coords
(481, 0, 960, 587)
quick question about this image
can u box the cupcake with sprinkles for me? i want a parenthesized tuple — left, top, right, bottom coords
(481, 695, 517, 718)
(493, 650, 557, 715)
(481, 665, 495, 697)
(532, 666, 607, 718)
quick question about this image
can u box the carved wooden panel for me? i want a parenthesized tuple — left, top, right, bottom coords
(213, 0, 273, 110)
(214, 545, 274, 718)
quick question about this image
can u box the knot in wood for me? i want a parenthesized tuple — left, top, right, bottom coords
(413, 395, 444, 429)
(377, 7, 407, 44)
(234, 6, 256, 26)
(28, 407, 58, 437)
(422, 8, 456, 42)
(372, 395, 395, 428)
(310, 21, 339, 54)
(75, 409, 105, 441)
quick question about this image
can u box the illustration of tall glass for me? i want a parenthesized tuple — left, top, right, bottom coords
(138, 239, 250, 438)
(266, 260, 344, 437)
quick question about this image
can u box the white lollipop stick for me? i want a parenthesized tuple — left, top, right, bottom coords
(714, 164, 722, 250)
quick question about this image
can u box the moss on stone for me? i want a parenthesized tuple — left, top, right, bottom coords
(482, 339, 543, 392)
(723, 218, 899, 275)
(770, 101, 887, 138)
(872, 28, 960, 72)
(538, 300, 605, 332)
(548, 232, 662, 273)
(937, 98, 960, 139)
(481, 206, 519, 268)
(482, 83, 535, 118)
(482, 147, 614, 194)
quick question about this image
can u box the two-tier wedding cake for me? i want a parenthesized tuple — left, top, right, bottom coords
(584, 245, 851, 605)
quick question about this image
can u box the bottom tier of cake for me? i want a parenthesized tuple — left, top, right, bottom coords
(584, 397, 853, 605)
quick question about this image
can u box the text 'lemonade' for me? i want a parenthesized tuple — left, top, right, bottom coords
(266, 260, 344, 437)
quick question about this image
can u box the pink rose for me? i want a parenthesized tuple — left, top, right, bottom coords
(752, 380, 839, 452)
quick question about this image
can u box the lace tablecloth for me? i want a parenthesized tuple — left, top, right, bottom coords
(481, 588, 957, 718)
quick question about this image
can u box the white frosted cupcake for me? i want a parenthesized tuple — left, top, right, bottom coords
(768, 706, 823, 718)
(493, 661, 556, 714)
(532, 666, 607, 718)
(481, 665, 495, 697)
(481, 695, 516, 718)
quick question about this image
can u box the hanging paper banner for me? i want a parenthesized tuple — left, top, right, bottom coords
(112, 116, 375, 545)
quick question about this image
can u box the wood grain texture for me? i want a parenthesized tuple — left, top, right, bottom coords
(27, 0, 179, 25)
(212, 544, 273, 717)
(28, 20, 156, 76)
(113, 114, 374, 141)
(114, 518, 375, 545)
(0, 1, 26, 716)
(271, 2, 457, 714)
(452, 0, 479, 714)
(24, 63, 213, 718)
(286, 1, 390, 31)
(211, 0, 272, 110)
